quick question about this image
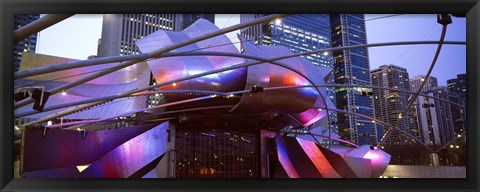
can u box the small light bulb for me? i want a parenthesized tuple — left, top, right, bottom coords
(172, 83, 177, 86)
(61, 91, 67, 96)
(275, 19, 281, 25)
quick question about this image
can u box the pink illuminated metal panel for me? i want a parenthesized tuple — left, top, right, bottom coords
(275, 137, 300, 178)
(296, 138, 341, 178)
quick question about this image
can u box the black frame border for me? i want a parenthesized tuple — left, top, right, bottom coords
(1, 0, 479, 191)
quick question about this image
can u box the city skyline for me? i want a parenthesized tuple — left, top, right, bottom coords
(34, 14, 466, 86)
(13, 14, 467, 179)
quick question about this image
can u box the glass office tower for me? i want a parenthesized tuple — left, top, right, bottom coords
(14, 14, 40, 72)
(330, 14, 379, 145)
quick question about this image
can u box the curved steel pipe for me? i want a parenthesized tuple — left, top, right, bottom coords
(379, 24, 448, 147)
(14, 14, 74, 43)
(18, 51, 330, 134)
(284, 131, 359, 148)
(14, 14, 290, 109)
(15, 89, 236, 118)
(15, 41, 465, 79)
(47, 105, 234, 129)
(319, 107, 434, 153)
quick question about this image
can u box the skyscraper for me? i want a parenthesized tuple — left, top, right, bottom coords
(240, 14, 338, 142)
(330, 14, 379, 145)
(430, 86, 465, 145)
(98, 14, 215, 109)
(414, 94, 441, 146)
(14, 14, 40, 72)
(447, 74, 466, 100)
(98, 14, 182, 57)
(410, 75, 438, 93)
(371, 65, 416, 145)
(410, 75, 440, 145)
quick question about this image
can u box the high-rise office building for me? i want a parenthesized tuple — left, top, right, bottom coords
(412, 85, 464, 147)
(330, 14, 379, 145)
(410, 75, 440, 145)
(98, 14, 182, 57)
(430, 86, 465, 145)
(99, 14, 215, 109)
(14, 14, 40, 72)
(447, 74, 466, 100)
(413, 94, 441, 146)
(410, 75, 438, 93)
(371, 65, 416, 145)
(240, 14, 338, 142)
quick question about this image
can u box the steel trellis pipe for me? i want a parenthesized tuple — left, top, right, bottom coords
(14, 14, 74, 43)
(378, 24, 448, 147)
(18, 51, 332, 137)
(14, 41, 465, 79)
(14, 14, 290, 109)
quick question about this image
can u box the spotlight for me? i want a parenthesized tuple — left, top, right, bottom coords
(14, 91, 30, 101)
(31, 89, 50, 112)
(250, 85, 264, 93)
(437, 14, 452, 25)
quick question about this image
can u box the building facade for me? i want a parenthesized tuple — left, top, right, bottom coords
(447, 74, 466, 100)
(180, 14, 215, 30)
(371, 65, 416, 144)
(430, 86, 465, 145)
(98, 14, 215, 110)
(14, 14, 40, 72)
(410, 75, 438, 93)
(330, 14, 379, 145)
(240, 14, 338, 144)
(413, 94, 441, 146)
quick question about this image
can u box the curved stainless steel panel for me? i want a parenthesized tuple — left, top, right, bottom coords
(136, 19, 246, 103)
(15, 52, 150, 120)
(231, 37, 331, 115)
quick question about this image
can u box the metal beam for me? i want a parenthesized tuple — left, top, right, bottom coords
(15, 41, 465, 79)
(14, 14, 74, 43)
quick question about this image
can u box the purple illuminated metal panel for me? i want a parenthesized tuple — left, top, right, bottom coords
(78, 122, 169, 178)
(22, 124, 155, 173)
(136, 19, 246, 103)
(275, 137, 300, 178)
(22, 166, 79, 178)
